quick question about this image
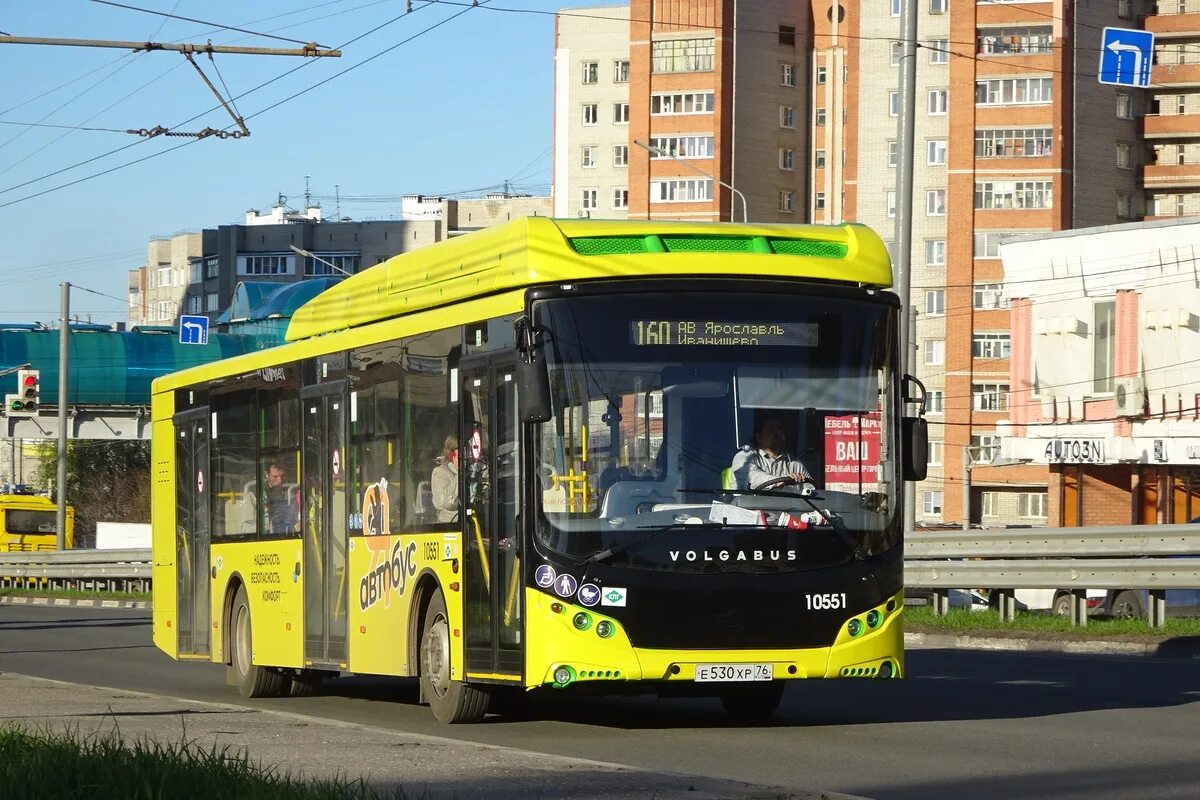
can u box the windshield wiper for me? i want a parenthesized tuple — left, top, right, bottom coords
(580, 521, 723, 565)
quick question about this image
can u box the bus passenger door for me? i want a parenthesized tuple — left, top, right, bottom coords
(460, 359, 523, 681)
(174, 409, 210, 656)
(301, 386, 349, 667)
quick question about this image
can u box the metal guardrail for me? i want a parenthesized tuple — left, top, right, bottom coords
(0, 547, 150, 593)
(906, 524, 1200, 627)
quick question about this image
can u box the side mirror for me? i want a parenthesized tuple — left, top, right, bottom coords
(902, 417, 928, 482)
(517, 353, 552, 424)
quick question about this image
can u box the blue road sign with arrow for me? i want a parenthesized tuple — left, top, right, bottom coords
(179, 314, 209, 345)
(1099, 27, 1154, 88)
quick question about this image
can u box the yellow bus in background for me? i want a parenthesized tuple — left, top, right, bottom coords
(0, 492, 74, 551)
(151, 218, 928, 723)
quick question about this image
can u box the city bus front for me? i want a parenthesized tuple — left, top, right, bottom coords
(520, 281, 912, 717)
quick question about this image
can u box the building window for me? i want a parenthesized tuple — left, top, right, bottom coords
(816, 65, 827, 84)
(815, 108, 827, 126)
(888, 140, 898, 167)
(781, 148, 796, 170)
(780, 191, 796, 212)
(304, 253, 359, 276)
(614, 144, 628, 167)
(814, 192, 826, 211)
(614, 59, 629, 83)
(928, 440, 944, 467)
(205, 292, 218, 312)
(651, 92, 715, 115)
(926, 239, 947, 266)
(648, 135, 714, 159)
(614, 103, 629, 124)
(928, 89, 948, 115)
(974, 230, 1026, 258)
(613, 187, 629, 210)
(976, 26, 1053, 55)
(928, 39, 949, 64)
(203, 256, 219, 280)
(976, 127, 1053, 158)
(927, 390, 945, 414)
(581, 146, 596, 168)
(927, 189, 947, 216)
(779, 25, 796, 46)
(582, 104, 598, 125)
(924, 339, 945, 366)
(1094, 300, 1116, 393)
(972, 332, 1012, 359)
(651, 37, 715, 73)
(1116, 93, 1133, 119)
(890, 91, 901, 116)
(781, 63, 795, 86)
(157, 266, 172, 287)
(927, 139, 948, 165)
(650, 178, 712, 202)
(924, 289, 946, 316)
(582, 61, 598, 84)
(891, 41, 903, 66)
(239, 254, 292, 276)
(186, 295, 201, 314)
(189, 260, 202, 284)
(973, 282, 1008, 309)
(972, 383, 1010, 411)
(581, 189, 598, 210)
(1117, 141, 1132, 168)
(1018, 492, 1048, 518)
(781, 106, 797, 127)
(981, 492, 999, 517)
(974, 180, 1053, 209)
(1117, 192, 1134, 219)
(923, 491, 944, 516)
(1118, 0, 1132, 18)
(887, 190, 897, 218)
(930, 0, 947, 13)
(975, 77, 1054, 106)
(970, 434, 1000, 463)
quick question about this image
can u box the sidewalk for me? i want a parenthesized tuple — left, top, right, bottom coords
(0, 673, 862, 800)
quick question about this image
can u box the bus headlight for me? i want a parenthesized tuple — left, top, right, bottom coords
(572, 612, 592, 631)
(847, 618, 864, 637)
(866, 609, 881, 628)
(553, 665, 575, 686)
(595, 620, 614, 638)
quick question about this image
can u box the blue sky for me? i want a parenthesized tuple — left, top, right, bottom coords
(0, 1, 607, 324)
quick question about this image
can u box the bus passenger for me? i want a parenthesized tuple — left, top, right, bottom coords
(431, 434, 460, 523)
(264, 461, 299, 533)
(731, 413, 812, 490)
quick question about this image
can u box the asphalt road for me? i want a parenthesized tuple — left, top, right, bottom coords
(2, 604, 1198, 800)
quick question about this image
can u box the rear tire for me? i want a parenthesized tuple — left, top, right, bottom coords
(719, 682, 785, 722)
(419, 589, 489, 723)
(228, 585, 288, 698)
(1052, 593, 1072, 617)
(1109, 590, 1143, 620)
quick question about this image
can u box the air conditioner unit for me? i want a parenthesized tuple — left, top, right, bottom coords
(1062, 316, 1087, 336)
(1113, 376, 1146, 417)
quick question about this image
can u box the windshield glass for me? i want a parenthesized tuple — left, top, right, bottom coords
(532, 287, 900, 568)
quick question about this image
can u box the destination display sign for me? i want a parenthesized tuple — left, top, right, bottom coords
(630, 320, 818, 347)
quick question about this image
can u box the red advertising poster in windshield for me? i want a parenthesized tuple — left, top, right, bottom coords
(824, 413, 882, 493)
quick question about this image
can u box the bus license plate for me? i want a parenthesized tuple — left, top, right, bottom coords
(694, 663, 773, 682)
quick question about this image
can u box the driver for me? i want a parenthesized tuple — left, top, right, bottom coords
(731, 413, 812, 490)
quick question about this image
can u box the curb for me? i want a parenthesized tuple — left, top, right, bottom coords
(905, 631, 1200, 660)
(0, 595, 149, 610)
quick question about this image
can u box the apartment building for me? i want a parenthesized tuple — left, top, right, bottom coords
(554, 1, 809, 222)
(128, 232, 202, 328)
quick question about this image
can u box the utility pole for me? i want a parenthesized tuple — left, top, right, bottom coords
(896, 0, 919, 534)
(56, 283, 70, 550)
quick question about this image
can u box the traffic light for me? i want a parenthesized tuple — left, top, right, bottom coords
(6, 369, 39, 417)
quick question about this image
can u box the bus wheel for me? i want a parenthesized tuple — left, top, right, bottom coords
(419, 590, 489, 723)
(228, 585, 287, 698)
(718, 682, 785, 722)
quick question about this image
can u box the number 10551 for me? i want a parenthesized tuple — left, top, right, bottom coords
(805, 592, 847, 610)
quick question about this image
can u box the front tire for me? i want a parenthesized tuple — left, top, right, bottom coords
(1109, 590, 1143, 620)
(1052, 593, 1072, 617)
(719, 682, 785, 722)
(419, 590, 489, 723)
(227, 585, 288, 698)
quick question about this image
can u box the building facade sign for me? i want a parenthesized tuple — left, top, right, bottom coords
(1043, 439, 1105, 463)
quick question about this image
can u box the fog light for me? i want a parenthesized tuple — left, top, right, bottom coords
(553, 665, 575, 686)
(866, 609, 881, 628)
(550, 602, 563, 614)
(572, 612, 592, 631)
(595, 620, 614, 638)
(878, 660, 894, 679)
(847, 618, 864, 637)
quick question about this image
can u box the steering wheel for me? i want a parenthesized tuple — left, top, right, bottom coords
(753, 475, 798, 491)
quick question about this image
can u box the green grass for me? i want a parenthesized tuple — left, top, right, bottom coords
(0, 726, 415, 800)
(906, 606, 1200, 639)
(0, 587, 149, 601)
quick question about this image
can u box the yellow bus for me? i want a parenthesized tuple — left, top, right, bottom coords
(151, 218, 928, 722)
(0, 493, 74, 551)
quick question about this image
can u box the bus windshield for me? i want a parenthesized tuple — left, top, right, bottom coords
(532, 287, 900, 567)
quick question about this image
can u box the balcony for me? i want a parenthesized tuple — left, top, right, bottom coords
(1145, 12, 1200, 37)
(1151, 62, 1200, 87)
(1142, 162, 1200, 188)
(1144, 112, 1200, 138)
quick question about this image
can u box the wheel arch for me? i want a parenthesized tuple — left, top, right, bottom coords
(220, 571, 248, 666)
(408, 568, 442, 677)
